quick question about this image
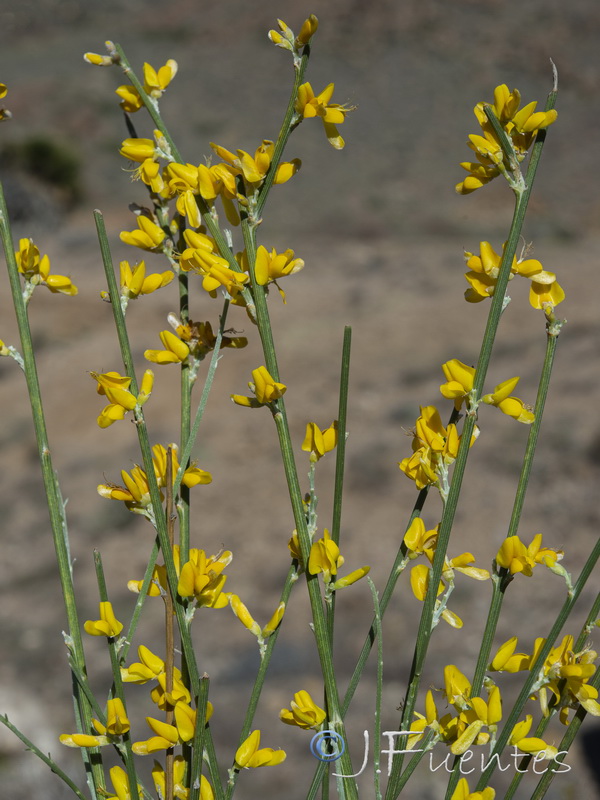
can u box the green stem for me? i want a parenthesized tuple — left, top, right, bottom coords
(0, 715, 87, 800)
(0, 180, 102, 799)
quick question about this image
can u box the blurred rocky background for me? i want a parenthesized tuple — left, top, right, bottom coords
(0, 1, 599, 798)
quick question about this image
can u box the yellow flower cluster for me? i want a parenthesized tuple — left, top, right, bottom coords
(90, 369, 154, 428)
(97, 443, 212, 516)
(15, 238, 78, 297)
(491, 634, 600, 724)
(399, 405, 476, 491)
(464, 241, 565, 310)
(457, 84, 557, 194)
(404, 518, 489, 628)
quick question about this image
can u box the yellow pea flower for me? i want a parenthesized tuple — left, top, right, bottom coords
(440, 359, 476, 410)
(451, 777, 495, 800)
(280, 690, 326, 730)
(254, 245, 305, 301)
(152, 756, 214, 800)
(296, 15, 319, 47)
(15, 238, 77, 296)
(116, 260, 174, 301)
(234, 730, 286, 769)
(231, 366, 287, 407)
(308, 529, 344, 583)
(91, 369, 154, 428)
(302, 421, 338, 461)
(115, 59, 177, 111)
(482, 377, 534, 424)
(489, 637, 531, 673)
(403, 518, 439, 555)
(133, 701, 212, 754)
(296, 82, 354, 149)
(84, 602, 123, 637)
(178, 549, 232, 609)
(144, 330, 191, 364)
(120, 215, 166, 252)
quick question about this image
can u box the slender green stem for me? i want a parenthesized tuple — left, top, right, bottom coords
(178, 268, 192, 564)
(0, 180, 102, 799)
(0, 715, 87, 800)
(367, 578, 384, 800)
(188, 674, 210, 800)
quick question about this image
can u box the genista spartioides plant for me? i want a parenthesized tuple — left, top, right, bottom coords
(0, 17, 598, 800)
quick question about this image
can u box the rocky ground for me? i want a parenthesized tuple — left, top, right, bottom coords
(0, 1, 599, 798)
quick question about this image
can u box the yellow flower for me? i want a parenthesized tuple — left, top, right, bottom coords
(403, 518, 439, 555)
(116, 59, 178, 111)
(509, 715, 557, 760)
(296, 82, 354, 149)
(457, 83, 557, 194)
(308, 529, 344, 583)
(482, 377, 534, 424)
(133, 701, 213, 754)
(91, 369, 154, 427)
(60, 699, 130, 749)
(231, 366, 287, 407)
(116, 260, 174, 301)
(120, 215, 166, 252)
(98, 443, 212, 514)
(15, 238, 78, 296)
(179, 231, 249, 299)
(152, 756, 214, 800)
(302, 421, 338, 461)
(450, 777, 495, 800)
(210, 139, 301, 195)
(144, 330, 191, 364)
(439, 359, 476, 410)
(254, 245, 305, 301)
(280, 690, 326, 730)
(121, 646, 191, 709)
(84, 602, 123, 637)
(178, 549, 232, 609)
(104, 766, 142, 800)
(296, 15, 319, 47)
(489, 637, 530, 673)
(234, 730, 286, 769)
(496, 533, 563, 576)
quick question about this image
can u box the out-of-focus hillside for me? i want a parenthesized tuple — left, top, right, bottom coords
(1, 1, 599, 798)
